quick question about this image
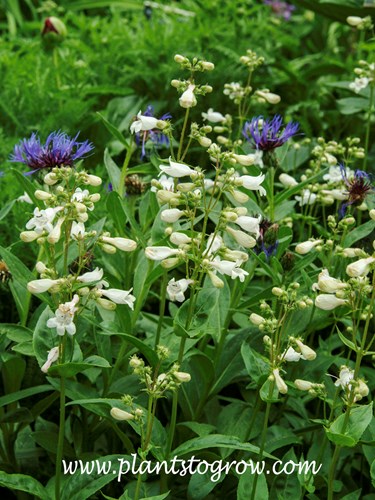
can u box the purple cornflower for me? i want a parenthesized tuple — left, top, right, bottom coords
(10, 131, 94, 174)
(243, 115, 299, 152)
(255, 219, 279, 260)
(264, 0, 295, 21)
(339, 165, 373, 218)
(133, 106, 171, 160)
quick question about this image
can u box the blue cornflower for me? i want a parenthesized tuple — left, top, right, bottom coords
(339, 165, 373, 218)
(243, 115, 299, 152)
(10, 131, 94, 174)
(264, 0, 295, 21)
(133, 106, 171, 160)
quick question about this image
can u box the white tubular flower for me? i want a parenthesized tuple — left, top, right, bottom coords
(179, 84, 197, 108)
(47, 295, 79, 336)
(17, 192, 33, 203)
(207, 270, 224, 288)
(84, 174, 102, 187)
(161, 208, 185, 223)
(110, 407, 134, 421)
(249, 313, 265, 326)
(27, 278, 60, 294)
(295, 239, 322, 255)
(321, 189, 348, 201)
(145, 246, 181, 261)
(100, 288, 136, 310)
(312, 269, 347, 293)
(238, 174, 266, 196)
(174, 371, 191, 383)
(273, 368, 288, 394)
(342, 247, 364, 258)
(47, 217, 65, 244)
(232, 153, 256, 166)
(77, 267, 104, 283)
(167, 278, 193, 302)
(209, 259, 249, 282)
(20, 230, 40, 242)
(315, 294, 348, 311)
(170, 232, 192, 245)
(41, 346, 60, 373)
(71, 221, 86, 239)
(294, 379, 314, 391)
(101, 236, 137, 252)
(295, 189, 317, 207)
(334, 366, 354, 389)
(295, 339, 316, 361)
(26, 207, 61, 234)
(151, 174, 175, 192)
(256, 90, 281, 104)
(71, 188, 90, 203)
(130, 110, 159, 134)
(203, 233, 224, 257)
(226, 226, 256, 248)
(234, 215, 261, 236)
(159, 158, 196, 178)
(279, 173, 298, 188)
(349, 77, 370, 94)
(202, 108, 226, 123)
(346, 256, 375, 278)
(283, 346, 304, 362)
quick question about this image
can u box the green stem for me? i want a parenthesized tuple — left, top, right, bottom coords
(55, 375, 66, 500)
(155, 271, 168, 349)
(363, 84, 374, 172)
(268, 166, 275, 221)
(177, 108, 190, 161)
(250, 382, 274, 500)
(327, 445, 341, 500)
(118, 145, 134, 198)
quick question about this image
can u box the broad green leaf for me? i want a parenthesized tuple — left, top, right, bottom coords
(48, 356, 111, 378)
(260, 378, 281, 403)
(11, 168, 41, 207)
(325, 402, 373, 447)
(173, 434, 274, 459)
(0, 323, 33, 343)
(237, 471, 268, 500)
(0, 385, 53, 408)
(0, 199, 15, 221)
(343, 220, 375, 248)
(60, 455, 128, 500)
(97, 112, 129, 147)
(241, 342, 270, 384)
(188, 469, 224, 500)
(0, 471, 49, 500)
(337, 97, 369, 115)
(104, 148, 121, 193)
(99, 330, 159, 367)
(270, 449, 302, 499)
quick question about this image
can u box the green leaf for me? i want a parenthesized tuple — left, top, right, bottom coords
(11, 168, 41, 207)
(0, 245, 36, 324)
(0, 471, 49, 500)
(260, 378, 280, 403)
(237, 471, 268, 500)
(100, 330, 159, 367)
(270, 449, 302, 499)
(336, 97, 369, 115)
(48, 356, 111, 377)
(0, 323, 33, 343)
(97, 112, 129, 147)
(104, 148, 121, 193)
(0, 199, 15, 221)
(325, 402, 373, 447)
(60, 454, 132, 500)
(241, 342, 270, 384)
(336, 327, 357, 352)
(173, 434, 274, 459)
(0, 407, 34, 424)
(343, 220, 375, 247)
(0, 385, 53, 408)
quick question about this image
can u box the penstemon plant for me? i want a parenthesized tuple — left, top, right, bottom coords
(0, 45, 374, 500)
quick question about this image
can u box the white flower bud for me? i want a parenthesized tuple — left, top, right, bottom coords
(207, 270, 224, 288)
(101, 243, 117, 254)
(347, 16, 363, 27)
(174, 371, 191, 383)
(179, 84, 197, 108)
(110, 408, 134, 421)
(231, 190, 249, 203)
(170, 232, 191, 245)
(256, 90, 281, 104)
(198, 136, 212, 148)
(46, 218, 65, 244)
(145, 246, 181, 261)
(35, 190, 52, 200)
(27, 278, 60, 294)
(279, 173, 298, 188)
(295, 339, 316, 360)
(369, 209, 375, 221)
(161, 208, 185, 223)
(273, 368, 288, 394)
(249, 313, 265, 326)
(161, 257, 181, 269)
(294, 379, 314, 391)
(101, 236, 137, 252)
(174, 54, 186, 63)
(295, 240, 322, 255)
(315, 294, 348, 310)
(156, 190, 180, 203)
(226, 226, 256, 248)
(20, 231, 40, 242)
(96, 297, 117, 310)
(201, 61, 214, 71)
(84, 174, 102, 186)
(90, 193, 101, 203)
(272, 287, 284, 297)
(35, 261, 48, 274)
(44, 172, 58, 185)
